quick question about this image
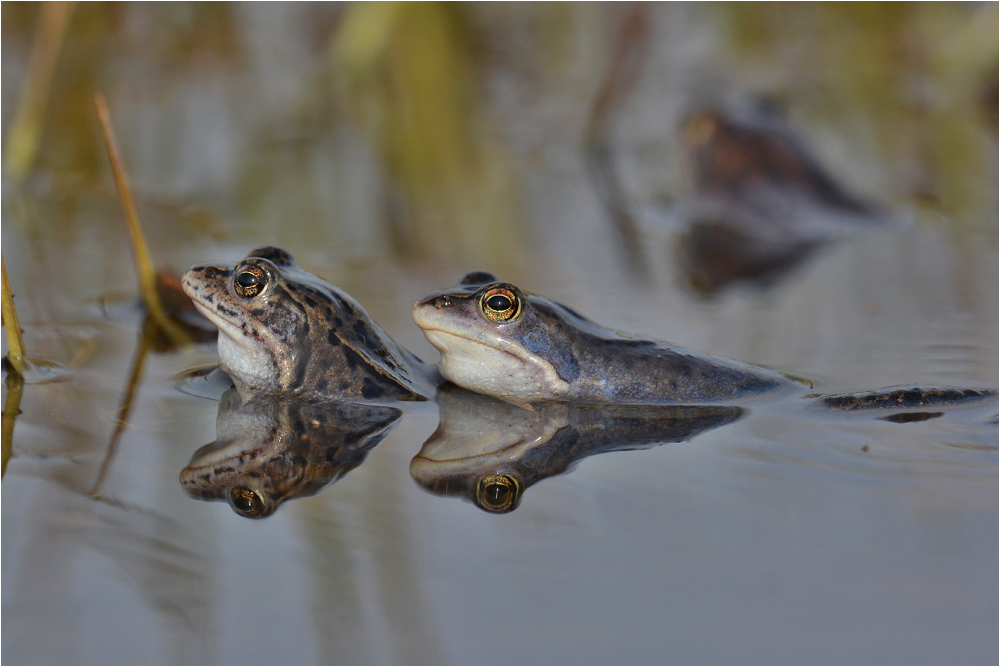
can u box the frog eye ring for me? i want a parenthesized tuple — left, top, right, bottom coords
(229, 487, 268, 518)
(234, 265, 267, 298)
(475, 474, 521, 513)
(480, 286, 520, 323)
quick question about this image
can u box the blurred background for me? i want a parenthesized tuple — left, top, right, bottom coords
(3, 2, 996, 270)
(2, 3, 997, 664)
(3, 1, 997, 372)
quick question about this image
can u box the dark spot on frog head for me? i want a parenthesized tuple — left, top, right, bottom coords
(303, 296, 317, 308)
(315, 378, 328, 391)
(460, 270, 499, 287)
(250, 309, 265, 319)
(202, 266, 230, 280)
(248, 246, 295, 267)
(327, 329, 341, 346)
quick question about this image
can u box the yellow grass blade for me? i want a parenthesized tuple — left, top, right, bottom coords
(4, 2, 75, 179)
(2, 257, 27, 377)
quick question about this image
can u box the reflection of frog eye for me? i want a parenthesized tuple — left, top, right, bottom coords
(234, 266, 267, 298)
(229, 487, 266, 517)
(475, 474, 521, 513)
(480, 287, 520, 323)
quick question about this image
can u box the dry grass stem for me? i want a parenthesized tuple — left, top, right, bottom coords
(2, 257, 27, 377)
(94, 92, 191, 347)
(2, 372, 25, 478)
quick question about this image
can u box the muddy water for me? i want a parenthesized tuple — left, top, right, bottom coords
(2, 4, 997, 664)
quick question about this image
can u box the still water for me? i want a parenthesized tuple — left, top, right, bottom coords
(3, 4, 997, 664)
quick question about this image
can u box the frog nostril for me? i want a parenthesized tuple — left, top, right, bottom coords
(440, 296, 453, 307)
(204, 266, 217, 279)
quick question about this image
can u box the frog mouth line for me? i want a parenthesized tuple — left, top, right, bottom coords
(417, 327, 532, 365)
(188, 298, 264, 345)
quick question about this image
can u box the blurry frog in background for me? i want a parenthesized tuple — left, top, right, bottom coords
(677, 105, 890, 293)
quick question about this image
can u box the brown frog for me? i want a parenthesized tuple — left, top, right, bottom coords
(182, 247, 436, 402)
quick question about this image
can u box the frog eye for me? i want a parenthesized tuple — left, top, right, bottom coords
(234, 265, 267, 298)
(480, 286, 520, 323)
(475, 474, 521, 513)
(229, 487, 267, 518)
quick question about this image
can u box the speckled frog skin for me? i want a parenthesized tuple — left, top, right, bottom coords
(182, 247, 434, 402)
(412, 271, 798, 406)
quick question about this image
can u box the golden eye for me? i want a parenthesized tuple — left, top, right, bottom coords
(475, 474, 521, 513)
(230, 487, 266, 517)
(480, 286, 520, 323)
(234, 266, 267, 298)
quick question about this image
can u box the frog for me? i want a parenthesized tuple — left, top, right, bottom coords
(180, 388, 401, 518)
(677, 107, 891, 294)
(182, 246, 436, 402)
(411, 384, 743, 513)
(413, 272, 997, 411)
(412, 271, 800, 407)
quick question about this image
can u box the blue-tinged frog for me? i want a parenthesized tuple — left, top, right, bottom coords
(182, 247, 436, 402)
(413, 272, 996, 413)
(413, 271, 798, 406)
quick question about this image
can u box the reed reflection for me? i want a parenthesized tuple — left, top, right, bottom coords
(411, 385, 744, 513)
(181, 389, 401, 518)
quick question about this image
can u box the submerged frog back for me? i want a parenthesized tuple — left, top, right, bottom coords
(412, 272, 794, 406)
(182, 246, 433, 402)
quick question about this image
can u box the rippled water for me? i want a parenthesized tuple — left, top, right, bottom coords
(3, 4, 997, 664)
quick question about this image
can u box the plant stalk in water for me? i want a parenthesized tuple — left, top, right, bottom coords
(2, 257, 27, 377)
(2, 371, 24, 478)
(94, 92, 191, 347)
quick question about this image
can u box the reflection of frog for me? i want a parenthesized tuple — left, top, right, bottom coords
(410, 384, 744, 513)
(413, 271, 798, 407)
(180, 388, 401, 518)
(182, 246, 435, 402)
(413, 273, 996, 413)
